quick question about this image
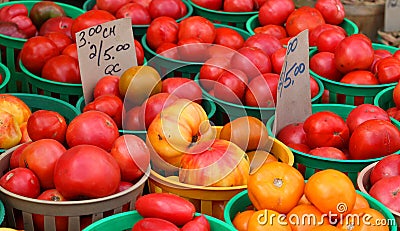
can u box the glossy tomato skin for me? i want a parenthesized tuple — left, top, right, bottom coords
(142, 92, 179, 129)
(20, 36, 59, 75)
(310, 51, 342, 81)
(134, 39, 145, 66)
(178, 16, 216, 44)
(146, 16, 179, 50)
(253, 24, 287, 40)
(70, 10, 116, 41)
(26, 109, 67, 143)
(181, 215, 210, 231)
(93, 75, 121, 99)
(132, 218, 180, 231)
(309, 24, 346, 47)
(338, 70, 379, 105)
(213, 69, 248, 104)
(161, 77, 203, 103)
(285, 6, 325, 37)
(244, 73, 278, 107)
(66, 110, 119, 152)
(116, 3, 151, 25)
(33, 189, 68, 231)
(244, 33, 282, 58)
(303, 111, 350, 149)
(19, 139, 66, 189)
(135, 193, 196, 226)
(314, 0, 345, 25)
(61, 43, 78, 60)
(309, 146, 347, 160)
(258, 0, 295, 26)
(369, 176, 400, 213)
(0, 167, 41, 198)
(270, 47, 286, 74)
(191, 0, 222, 10)
(39, 16, 74, 38)
(214, 27, 245, 50)
(41, 55, 81, 84)
(316, 29, 346, 53)
(394, 81, 400, 109)
(199, 56, 230, 91)
(223, 0, 254, 12)
(230, 46, 271, 78)
(177, 37, 209, 62)
(276, 122, 307, 146)
(376, 57, 400, 84)
(346, 104, 390, 134)
(44, 32, 72, 53)
(110, 135, 150, 182)
(370, 154, 400, 185)
(53, 144, 121, 200)
(83, 94, 123, 129)
(349, 119, 400, 160)
(97, 0, 130, 14)
(148, 0, 183, 20)
(123, 106, 145, 130)
(9, 142, 31, 169)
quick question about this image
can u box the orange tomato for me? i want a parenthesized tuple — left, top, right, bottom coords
(297, 194, 312, 206)
(232, 210, 256, 231)
(336, 208, 389, 231)
(311, 225, 341, 231)
(247, 150, 278, 165)
(248, 209, 292, 231)
(248, 161, 305, 214)
(304, 169, 356, 216)
(287, 204, 329, 231)
(352, 194, 370, 211)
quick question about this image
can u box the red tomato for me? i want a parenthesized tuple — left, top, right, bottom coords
(61, 43, 78, 60)
(314, 0, 345, 25)
(303, 111, 350, 149)
(132, 0, 152, 8)
(310, 51, 342, 81)
(310, 76, 320, 99)
(33, 189, 68, 231)
(20, 36, 59, 75)
(39, 16, 74, 39)
(214, 69, 248, 104)
(93, 75, 121, 99)
(270, 47, 286, 74)
(394, 50, 400, 61)
(181, 215, 211, 231)
(142, 93, 179, 129)
(66, 111, 120, 151)
(394, 81, 400, 109)
(349, 119, 400, 159)
(340, 70, 379, 85)
(316, 29, 346, 53)
(376, 57, 400, 84)
(214, 27, 245, 50)
(148, 0, 184, 20)
(135, 193, 196, 226)
(156, 42, 179, 59)
(0, 167, 41, 198)
(70, 10, 116, 41)
(26, 110, 67, 143)
(132, 218, 180, 231)
(199, 56, 231, 91)
(258, 0, 295, 26)
(369, 176, 400, 213)
(41, 55, 81, 84)
(123, 106, 145, 130)
(285, 6, 325, 37)
(83, 94, 123, 129)
(96, 0, 130, 14)
(115, 3, 151, 25)
(161, 77, 203, 103)
(110, 134, 150, 182)
(230, 46, 272, 78)
(9, 142, 31, 169)
(370, 154, 400, 185)
(53, 144, 121, 200)
(191, 0, 222, 10)
(146, 16, 179, 50)
(370, 49, 393, 74)
(19, 139, 66, 189)
(334, 34, 374, 74)
(253, 24, 287, 40)
(178, 16, 216, 44)
(177, 37, 209, 62)
(135, 39, 145, 66)
(287, 143, 311, 154)
(223, 0, 254, 12)
(244, 73, 278, 107)
(309, 146, 347, 159)
(276, 122, 307, 146)
(244, 33, 282, 58)
(346, 104, 391, 133)
(309, 24, 347, 47)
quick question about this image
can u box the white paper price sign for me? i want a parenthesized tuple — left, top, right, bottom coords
(76, 18, 137, 104)
(273, 30, 312, 135)
(384, 0, 400, 32)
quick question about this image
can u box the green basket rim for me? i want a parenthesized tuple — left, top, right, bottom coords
(266, 103, 400, 163)
(373, 85, 396, 108)
(83, 210, 236, 231)
(223, 189, 397, 230)
(0, 1, 86, 42)
(19, 60, 82, 87)
(188, 0, 258, 16)
(142, 23, 251, 66)
(194, 73, 324, 111)
(310, 44, 400, 89)
(83, 0, 194, 26)
(0, 63, 11, 90)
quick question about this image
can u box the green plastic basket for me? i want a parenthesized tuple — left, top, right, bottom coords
(310, 43, 400, 105)
(20, 60, 83, 106)
(0, 1, 85, 93)
(266, 103, 400, 186)
(142, 23, 251, 79)
(0, 93, 80, 153)
(83, 0, 193, 39)
(75, 95, 217, 140)
(0, 62, 11, 93)
(188, 0, 258, 29)
(195, 73, 324, 126)
(224, 189, 398, 231)
(374, 85, 396, 111)
(82, 210, 236, 231)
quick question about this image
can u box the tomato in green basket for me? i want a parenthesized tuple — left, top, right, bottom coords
(314, 0, 345, 25)
(39, 16, 74, 38)
(84, 94, 123, 129)
(29, 1, 66, 29)
(41, 54, 81, 84)
(26, 109, 67, 143)
(132, 218, 180, 231)
(70, 10, 116, 41)
(96, 0, 130, 15)
(181, 215, 210, 231)
(375, 56, 400, 84)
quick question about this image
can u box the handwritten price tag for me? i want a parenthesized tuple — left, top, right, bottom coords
(273, 30, 311, 135)
(384, 0, 400, 32)
(76, 18, 137, 104)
